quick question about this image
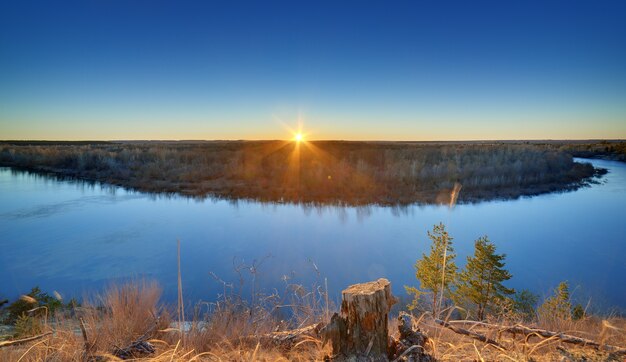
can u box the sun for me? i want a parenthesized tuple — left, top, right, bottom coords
(294, 133, 303, 142)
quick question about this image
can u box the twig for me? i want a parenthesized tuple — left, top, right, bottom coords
(365, 336, 374, 356)
(434, 318, 505, 350)
(177, 239, 185, 343)
(392, 345, 423, 362)
(504, 324, 626, 355)
(440, 320, 626, 356)
(240, 323, 322, 349)
(0, 332, 53, 348)
(325, 277, 330, 321)
(78, 317, 90, 353)
(556, 346, 576, 362)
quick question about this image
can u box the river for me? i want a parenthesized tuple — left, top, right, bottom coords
(0, 158, 624, 312)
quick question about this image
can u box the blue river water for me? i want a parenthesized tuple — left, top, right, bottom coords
(0, 158, 624, 312)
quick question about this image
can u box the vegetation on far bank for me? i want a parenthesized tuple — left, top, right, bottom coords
(553, 140, 626, 162)
(0, 140, 608, 205)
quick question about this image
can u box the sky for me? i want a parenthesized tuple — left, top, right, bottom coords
(1, 0, 625, 141)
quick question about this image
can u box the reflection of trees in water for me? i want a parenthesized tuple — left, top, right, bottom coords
(356, 206, 372, 223)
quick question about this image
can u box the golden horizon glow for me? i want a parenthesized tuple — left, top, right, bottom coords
(4, 112, 625, 141)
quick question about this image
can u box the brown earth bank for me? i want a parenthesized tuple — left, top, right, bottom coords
(0, 140, 615, 206)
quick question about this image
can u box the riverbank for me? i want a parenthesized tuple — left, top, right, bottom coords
(1, 280, 624, 361)
(555, 140, 626, 163)
(0, 141, 605, 206)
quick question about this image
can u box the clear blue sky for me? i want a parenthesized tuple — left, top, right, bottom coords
(1, 0, 625, 140)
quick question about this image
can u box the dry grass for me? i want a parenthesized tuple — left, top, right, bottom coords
(1, 281, 624, 361)
(0, 278, 330, 361)
(396, 313, 626, 361)
(81, 280, 169, 353)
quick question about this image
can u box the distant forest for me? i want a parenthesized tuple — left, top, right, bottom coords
(0, 140, 612, 205)
(554, 141, 626, 162)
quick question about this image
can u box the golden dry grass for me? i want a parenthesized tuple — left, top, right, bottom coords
(1, 281, 624, 361)
(396, 313, 626, 361)
(0, 279, 329, 361)
(3, 317, 624, 361)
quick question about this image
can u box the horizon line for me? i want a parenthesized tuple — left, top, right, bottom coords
(1, 138, 625, 143)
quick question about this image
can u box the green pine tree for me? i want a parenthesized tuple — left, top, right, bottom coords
(3, 286, 63, 324)
(538, 281, 572, 321)
(514, 289, 539, 321)
(571, 304, 585, 320)
(456, 236, 514, 320)
(405, 223, 457, 315)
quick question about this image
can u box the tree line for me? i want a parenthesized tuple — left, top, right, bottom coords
(0, 141, 599, 205)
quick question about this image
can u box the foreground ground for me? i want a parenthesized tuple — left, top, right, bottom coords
(1, 281, 624, 361)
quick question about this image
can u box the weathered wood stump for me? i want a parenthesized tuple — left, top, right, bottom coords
(322, 278, 397, 361)
(390, 312, 432, 362)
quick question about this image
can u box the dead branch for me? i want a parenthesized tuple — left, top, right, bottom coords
(556, 346, 577, 362)
(442, 320, 626, 356)
(392, 345, 424, 362)
(434, 319, 505, 350)
(112, 317, 160, 359)
(262, 322, 322, 346)
(78, 317, 92, 354)
(113, 340, 156, 359)
(504, 324, 626, 355)
(239, 322, 323, 350)
(0, 331, 53, 349)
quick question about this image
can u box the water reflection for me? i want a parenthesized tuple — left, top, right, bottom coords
(0, 159, 624, 314)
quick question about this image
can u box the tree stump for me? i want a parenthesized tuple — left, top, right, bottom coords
(390, 312, 432, 362)
(323, 278, 397, 361)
